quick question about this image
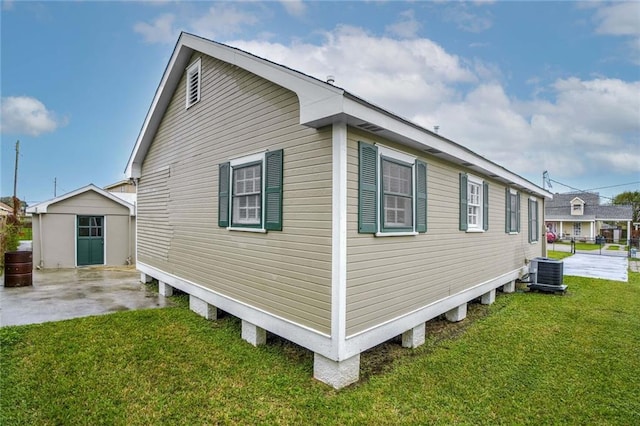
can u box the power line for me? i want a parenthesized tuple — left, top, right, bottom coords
(584, 181, 640, 192)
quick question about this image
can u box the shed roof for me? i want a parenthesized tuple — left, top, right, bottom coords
(26, 184, 135, 216)
(125, 32, 551, 199)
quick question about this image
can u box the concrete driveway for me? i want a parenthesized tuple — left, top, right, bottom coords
(562, 254, 628, 282)
(1, 266, 171, 327)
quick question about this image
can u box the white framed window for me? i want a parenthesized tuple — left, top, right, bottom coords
(233, 163, 262, 225)
(218, 150, 284, 232)
(459, 173, 488, 232)
(381, 158, 413, 230)
(186, 58, 201, 109)
(358, 142, 428, 236)
(468, 179, 482, 228)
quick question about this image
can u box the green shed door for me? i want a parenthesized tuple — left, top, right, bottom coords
(77, 216, 104, 266)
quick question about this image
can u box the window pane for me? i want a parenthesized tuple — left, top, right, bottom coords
(383, 160, 411, 196)
(79, 228, 89, 237)
(79, 217, 90, 226)
(384, 195, 412, 227)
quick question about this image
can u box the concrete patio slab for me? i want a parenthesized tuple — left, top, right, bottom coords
(1, 266, 171, 327)
(562, 254, 628, 282)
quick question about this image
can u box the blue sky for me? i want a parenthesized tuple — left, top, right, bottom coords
(1, 0, 639, 206)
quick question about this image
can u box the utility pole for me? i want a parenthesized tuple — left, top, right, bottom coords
(54, 177, 57, 197)
(13, 140, 20, 217)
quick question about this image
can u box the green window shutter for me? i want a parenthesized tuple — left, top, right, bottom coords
(415, 160, 428, 233)
(459, 173, 468, 231)
(505, 188, 511, 233)
(218, 162, 230, 227)
(483, 182, 489, 231)
(265, 149, 284, 231)
(516, 192, 521, 233)
(358, 141, 378, 233)
(528, 199, 533, 243)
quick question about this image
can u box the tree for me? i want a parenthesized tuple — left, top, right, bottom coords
(0, 196, 27, 214)
(612, 191, 640, 223)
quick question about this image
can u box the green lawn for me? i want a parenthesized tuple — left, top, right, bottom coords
(2, 274, 639, 425)
(551, 241, 602, 251)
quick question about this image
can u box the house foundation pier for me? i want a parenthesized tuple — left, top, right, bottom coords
(313, 353, 360, 389)
(189, 295, 218, 320)
(402, 323, 426, 348)
(241, 320, 267, 346)
(445, 303, 467, 322)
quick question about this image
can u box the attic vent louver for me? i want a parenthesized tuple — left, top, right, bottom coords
(186, 58, 201, 109)
(357, 122, 384, 132)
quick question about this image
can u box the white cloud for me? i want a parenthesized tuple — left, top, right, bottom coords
(133, 13, 176, 44)
(442, 3, 493, 33)
(385, 9, 421, 39)
(1, 96, 65, 136)
(280, 0, 306, 17)
(594, 2, 640, 36)
(191, 5, 258, 40)
(229, 26, 476, 117)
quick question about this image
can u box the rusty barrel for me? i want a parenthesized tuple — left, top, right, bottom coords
(4, 251, 33, 287)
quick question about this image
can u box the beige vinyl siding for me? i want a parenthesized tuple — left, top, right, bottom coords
(346, 128, 542, 336)
(138, 53, 333, 334)
(46, 191, 130, 216)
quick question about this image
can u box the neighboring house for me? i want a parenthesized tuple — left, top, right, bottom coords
(545, 192, 633, 242)
(125, 32, 551, 388)
(0, 201, 12, 227)
(26, 184, 135, 269)
(104, 179, 136, 194)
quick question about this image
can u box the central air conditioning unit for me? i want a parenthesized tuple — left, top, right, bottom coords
(527, 257, 567, 293)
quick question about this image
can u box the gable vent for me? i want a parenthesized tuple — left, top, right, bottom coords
(357, 122, 384, 132)
(186, 58, 201, 109)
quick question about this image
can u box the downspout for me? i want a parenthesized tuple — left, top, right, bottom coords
(38, 213, 44, 268)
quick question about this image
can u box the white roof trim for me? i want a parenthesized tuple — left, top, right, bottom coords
(125, 32, 551, 199)
(26, 184, 135, 216)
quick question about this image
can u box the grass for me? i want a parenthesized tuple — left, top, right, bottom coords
(607, 245, 620, 251)
(546, 250, 573, 260)
(552, 241, 601, 251)
(2, 275, 639, 425)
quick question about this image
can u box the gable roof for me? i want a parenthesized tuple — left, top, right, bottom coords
(26, 184, 135, 216)
(545, 192, 633, 221)
(126, 32, 551, 199)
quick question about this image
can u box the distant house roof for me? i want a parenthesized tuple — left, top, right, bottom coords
(0, 201, 12, 214)
(125, 32, 551, 200)
(103, 179, 133, 191)
(26, 184, 135, 216)
(545, 192, 633, 221)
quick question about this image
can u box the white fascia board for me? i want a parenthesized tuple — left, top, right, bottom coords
(340, 96, 552, 199)
(125, 37, 194, 178)
(26, 184, 134, 215)
(126, 33, 344, 178)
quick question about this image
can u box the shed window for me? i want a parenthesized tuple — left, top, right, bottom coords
(218, 149, 283, 232)
(459, 173, 488, 232)
(358, 141, 427, 235)
(186, 58, 201, 109)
